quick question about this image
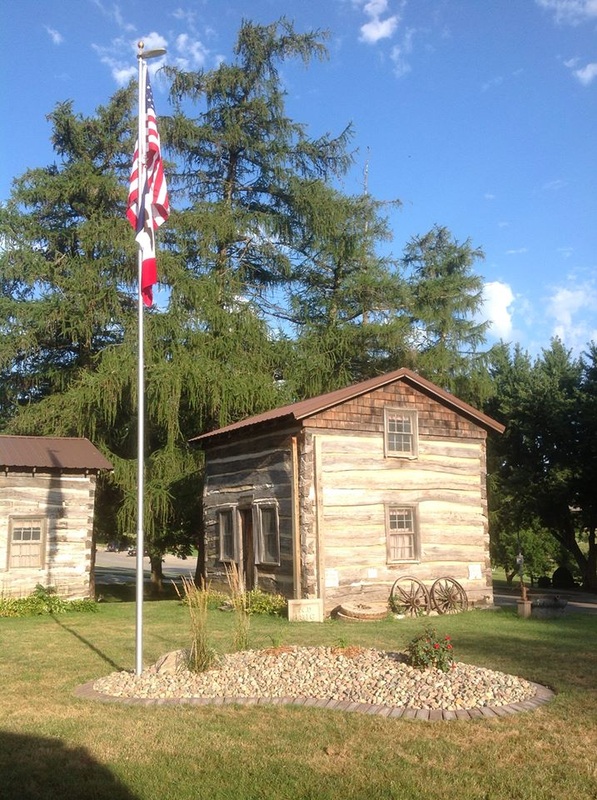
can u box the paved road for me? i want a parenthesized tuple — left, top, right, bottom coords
(492, 586, 597, 615)
(95, 551, 596, 614)
(95, 550, 197, 585)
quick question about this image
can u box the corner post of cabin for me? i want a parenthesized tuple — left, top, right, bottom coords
(313, 434, 325, 609)
(291, 435, 301, 599)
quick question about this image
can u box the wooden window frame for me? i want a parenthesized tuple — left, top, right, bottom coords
(8, 516, 46, 569)
(217, 506, 237, 562)
(385, 504, 420, 564)
(384, 408, 419, 459)
(253, 502, 280, 566)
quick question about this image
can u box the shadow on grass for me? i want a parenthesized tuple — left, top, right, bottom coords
(95, 581, 181, 604)
(0, 730, 138, 800)
(50, 614, 125, 672)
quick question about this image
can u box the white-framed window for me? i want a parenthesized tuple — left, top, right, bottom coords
(217, 507, 236, 561)
(9, 517, 45, 569)
(384, 408, 418, 458)
(386, 505, 419, 563)
(254, 503, 280, 566)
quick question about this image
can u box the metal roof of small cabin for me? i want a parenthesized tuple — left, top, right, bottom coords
(191, 367, 505, 446)
(0, 435, 113, 471)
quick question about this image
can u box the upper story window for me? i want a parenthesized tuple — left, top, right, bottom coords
(384, 408, 418, 458)
(9, 517, 45, 569)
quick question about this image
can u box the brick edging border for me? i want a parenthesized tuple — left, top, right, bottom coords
(73, 680, 555, 721)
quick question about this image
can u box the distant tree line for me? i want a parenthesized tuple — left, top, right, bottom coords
(0, 19, 594, 590)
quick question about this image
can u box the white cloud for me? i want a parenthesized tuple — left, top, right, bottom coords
(45, 26, 63, 45)
(547, 281, 597, 349)
(541, 178, 567, 191)
(573, 62, 597, 85)
(390, 28, 415, 77)
(481, 281, 515, 339)
(93, 32, 168, 86)
(536, 0, 597, 24)
(91, 0, 136, 33)
(484, 193, 496, 201)
(505, 247, 529, 255)
(557, 246, 574, 258)
(175, 33, 209, 69)
(481, 75, 504, 92)
(141, 31, 168, 54)
(172, 8, 197, 29)
(358, 0, 401, 44)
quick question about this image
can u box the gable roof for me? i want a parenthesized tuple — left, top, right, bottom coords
(0, 436, 113, 471)
(191, 367, 505, 446)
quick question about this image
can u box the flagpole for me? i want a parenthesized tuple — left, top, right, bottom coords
(135, 44, 147, 678)
(134, 42, 166, 677)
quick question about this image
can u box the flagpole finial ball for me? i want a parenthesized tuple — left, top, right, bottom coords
(138, 41, 144, 51)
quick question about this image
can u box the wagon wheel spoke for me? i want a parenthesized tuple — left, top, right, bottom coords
(389, 577, 430, 617)
(430, 577, 468, 614)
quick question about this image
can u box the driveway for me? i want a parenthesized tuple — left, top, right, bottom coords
(95, 550, 196, 586)
(491, 584, 597, 615)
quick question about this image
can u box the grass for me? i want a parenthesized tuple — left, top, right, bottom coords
(1, 598, 596, 800)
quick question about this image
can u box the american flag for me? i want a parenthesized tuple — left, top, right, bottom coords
(127, 64, 169, 306)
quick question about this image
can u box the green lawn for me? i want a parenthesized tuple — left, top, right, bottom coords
(1, 600, 596, 800)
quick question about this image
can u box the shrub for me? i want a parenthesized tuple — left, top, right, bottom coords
(407, 625, 455, 673)
(245, 588, 287, 617)
(0, 584, 98, 618)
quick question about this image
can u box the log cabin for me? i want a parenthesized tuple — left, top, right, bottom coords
(191, 368, 505, 618)
(0, 435, 112, 598)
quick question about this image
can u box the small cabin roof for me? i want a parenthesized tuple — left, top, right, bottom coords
(0, 435, 113, 471)
(191, 367, 505, 446)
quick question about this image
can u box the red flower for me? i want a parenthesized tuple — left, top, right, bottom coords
(447, 644, 453, 650)
(433, 643, 440, 649)
(445, 635, 451, 641)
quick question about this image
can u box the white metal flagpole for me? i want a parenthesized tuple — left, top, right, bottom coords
(134, 42, 166, 677)
(135, 45, 147, 678)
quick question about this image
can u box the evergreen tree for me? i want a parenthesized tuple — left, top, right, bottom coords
(401, 225, 489, 394)
(486, 339, 597, 590)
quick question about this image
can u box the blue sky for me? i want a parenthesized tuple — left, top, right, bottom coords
(1, 0, 596, 358)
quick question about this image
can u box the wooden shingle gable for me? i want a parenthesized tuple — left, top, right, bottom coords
(191, 368, 504, 447)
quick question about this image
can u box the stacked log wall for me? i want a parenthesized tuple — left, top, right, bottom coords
(203, 429, 296, 596)
(0, 470, 97, 598)
(300, 381, 493, 611)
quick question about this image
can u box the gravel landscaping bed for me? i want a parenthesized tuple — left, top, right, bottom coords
(93, 646, 538, 711)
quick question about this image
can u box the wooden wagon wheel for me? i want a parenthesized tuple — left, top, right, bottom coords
(430, 577, 468, 614)
(389, 576, 430, 617)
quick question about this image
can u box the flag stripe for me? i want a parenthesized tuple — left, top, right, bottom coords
(127, 65, 169, 306)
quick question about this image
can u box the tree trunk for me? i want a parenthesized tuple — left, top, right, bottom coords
(149, 554, 164, 595)
(583, 527, 597, 592)
(194, 533, 206, 587)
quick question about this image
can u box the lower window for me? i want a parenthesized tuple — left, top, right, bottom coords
(386, 505, 419, 563)
(255, 504, 280, 565)
(217, 508, 236, 561)
(9, 518, 45, 568)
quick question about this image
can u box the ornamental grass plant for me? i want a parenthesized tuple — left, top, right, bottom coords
(174, 576, 215, 673)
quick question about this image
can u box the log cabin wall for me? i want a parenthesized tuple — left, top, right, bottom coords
(202, 428, 297, 596)
(0, 470, 97, 598)
(299, 381, 494, 612)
